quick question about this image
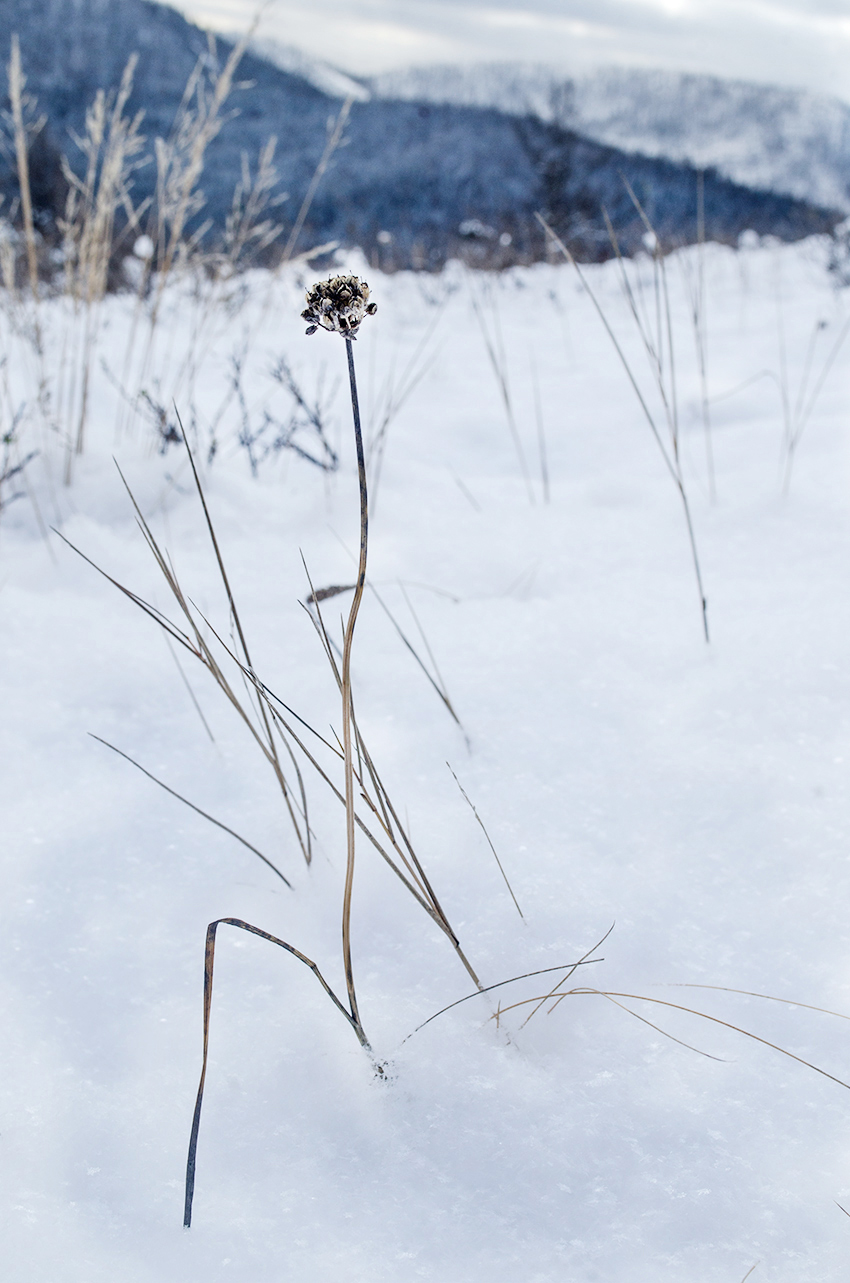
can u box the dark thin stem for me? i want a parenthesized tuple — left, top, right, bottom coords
(341, 337, 368, 1040)
(89, 735, 291, 887)
(184, 916, 367, 1228)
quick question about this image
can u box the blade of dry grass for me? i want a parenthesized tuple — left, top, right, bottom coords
(164, 633, 216, 743)
(8, 35, 41, 305)
(55, 456, 312, 868)
(174, 414, 312, 858)
(447, 763, 523, 918)
(468, 275, 535, 503)
(184, 914, 368, 1227)
(405, 953, 607, 1042)
(281, 98, 352, 263)
(536, 211, 709, 642)
(90, 734, 291, 886)
(190, 586, 469, 936)
(669, 982, 850, 1023)
(496, 988, 850, 1092)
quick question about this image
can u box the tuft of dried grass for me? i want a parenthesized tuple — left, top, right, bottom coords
(537, 208, 710, 642)
(58, 53, 149, 475)
(8, 35, 42, 307)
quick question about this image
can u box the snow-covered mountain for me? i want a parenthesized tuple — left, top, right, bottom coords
(369, 63, 850, 213)
(246, 36, 370, 102)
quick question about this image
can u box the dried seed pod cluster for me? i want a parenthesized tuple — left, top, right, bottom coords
(302, 273, 377, 338)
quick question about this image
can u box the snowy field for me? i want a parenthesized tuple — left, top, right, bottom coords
(2, 237, 850, 1281)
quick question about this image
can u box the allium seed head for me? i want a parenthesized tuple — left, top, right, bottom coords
(301, 273, 377, 339)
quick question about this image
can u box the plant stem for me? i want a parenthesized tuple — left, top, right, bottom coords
(341, 337, 369, 1046)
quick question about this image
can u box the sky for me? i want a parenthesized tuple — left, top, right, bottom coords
(174, 0, 850, 102)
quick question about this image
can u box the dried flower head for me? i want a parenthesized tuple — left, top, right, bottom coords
(302, 273, 377, 339)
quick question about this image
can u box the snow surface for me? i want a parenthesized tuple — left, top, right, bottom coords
(3, 238, 850, 1281)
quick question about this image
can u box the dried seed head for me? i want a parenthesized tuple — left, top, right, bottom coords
(302, 273, 377, 338)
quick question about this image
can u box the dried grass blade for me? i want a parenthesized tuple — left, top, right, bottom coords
(596, 991, 850, 1091)
(448, 763, 523, 918)
(670, 983, 850, 1022)
(405, 955, 606, 1041)
(184, 916, 364, 1227)
(583, 992, 728, 1061)
(519, 924, 617, 1028)
(281, 97, 352, 263)
(52, 528, 198, 656)
(165, 632, 216, 743)
(89, 735, 291, 887)
(367, 582, 461, 726)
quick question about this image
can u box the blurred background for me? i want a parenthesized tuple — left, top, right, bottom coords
(179, 0, 850, 99)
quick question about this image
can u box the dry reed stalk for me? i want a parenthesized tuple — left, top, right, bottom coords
(409, 932, 850, 1113)
(89, 734, 291, 885)
(365, 300, 443, 510)
(674, 172, 715, 498)
(447, 763, 523, 918)
(55, 447, 313, 868)
(150, 32, 253, 318)
(694, 171, 714, 498)
(529, 350, 550, 504)
(112, 28, 256, 441)
(763, 253, 850, 494)
(281, 97, 352, 265)
(468, 273, 535, 503)
(218, 136, 285, 277)
(781, 313, 850, 493)
(5, 36, 52, 435)
(8, 36, 41, 306)
(58, 55, 148, 476)
(536, 211, 710, 642)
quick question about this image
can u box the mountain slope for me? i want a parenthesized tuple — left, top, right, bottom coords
(370, 62, 850, 214)
(0, 5, 839, 270)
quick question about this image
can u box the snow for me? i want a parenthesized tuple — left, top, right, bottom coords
(2, 237, 850, 1281)
(246, 36, 371, 102)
